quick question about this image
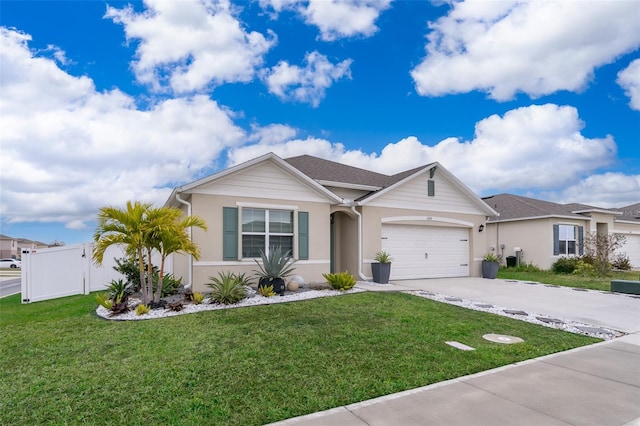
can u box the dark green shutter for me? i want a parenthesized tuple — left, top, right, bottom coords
(553, 224, 560, 255)
(428, 179, 435, 197)
(578, 226, 584, 256)
(223, 207, 238, 260)
(298, 211, 309, 260)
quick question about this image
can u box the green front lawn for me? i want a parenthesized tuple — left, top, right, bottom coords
(498, 268, 640, 291)
(0, 292, 598, 425)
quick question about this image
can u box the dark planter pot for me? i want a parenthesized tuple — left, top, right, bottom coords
(482, 261, 499, 279)
(258, 277, 271, 290)
(271, 278, 286, 296)
(371, 263, 391, 284)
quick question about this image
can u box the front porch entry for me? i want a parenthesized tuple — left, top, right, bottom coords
(330, 210, 359, 275)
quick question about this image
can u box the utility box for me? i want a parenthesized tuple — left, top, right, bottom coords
(506, 256, 517, 267)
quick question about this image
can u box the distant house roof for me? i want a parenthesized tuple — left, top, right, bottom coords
(483, 193, 637, 223)
(617, 203, 640, 223)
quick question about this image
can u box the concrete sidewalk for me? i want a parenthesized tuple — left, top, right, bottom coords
(271, 334, 640, 426)
(269, 278, 640, 426)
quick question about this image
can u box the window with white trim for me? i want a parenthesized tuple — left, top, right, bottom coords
(241, 208, 293, 258)
(558, 224, 577, 255)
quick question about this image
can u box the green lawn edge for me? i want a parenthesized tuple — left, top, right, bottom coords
(0, 292, 599, 425)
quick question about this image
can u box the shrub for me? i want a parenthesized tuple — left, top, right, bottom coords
(611, 253, 632, 270)
(258, 283, 276, 297)
(113, 256, 157, 292)
(135, 304, 150, 316)
(153, 273, 182, 297)
(374, 251, 392, 263)
(108, 279, 133, 303)
(167, 301, 184, 312)
(552, 257, 581, 274)
(109, 300, 129, 317)
(95, 292, 113, 310)
(207, 271, 248, 305)
(482, 253, 499, 262)
(253, 246, 297, 280)
(323, 271, 356, 291)
(573, 260, 597, 277)
(191, 292, 205, 304)
(507, 263, 542, 273)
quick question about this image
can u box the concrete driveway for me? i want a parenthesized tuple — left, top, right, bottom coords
(386, 277, 640, 334)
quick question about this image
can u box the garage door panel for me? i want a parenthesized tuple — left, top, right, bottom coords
(618, 234, 640, 268)
(381, 224, 469, 279)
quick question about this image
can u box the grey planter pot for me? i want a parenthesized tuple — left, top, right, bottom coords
(372, 263, 391, 284)
(482, 261, 499, 279)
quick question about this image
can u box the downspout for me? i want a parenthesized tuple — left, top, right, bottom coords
(175, 193, 193, 289)
(351, 204, 372, 281)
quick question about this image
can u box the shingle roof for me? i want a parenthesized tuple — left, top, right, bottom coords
(483, 194, 639, 223)
(483, 194, 590, 221)
(617, 203, 640, 223)
(284, 155, 432, 189)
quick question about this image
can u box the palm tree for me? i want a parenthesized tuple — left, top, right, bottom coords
(146, 207, 207, 303)
(93, 201, 154, 303)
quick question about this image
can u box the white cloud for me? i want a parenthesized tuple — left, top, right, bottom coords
(248, 123, 298, 144)
(0, 27, 245, 228)
(105, 0, 275, 93)
(263, 51, 352, 106)
(229, 103, 617, 197)
(411, 0, 640, 100)
(259, 0, 392, 41)
(544, 173, 640, 208)
(617, 59, 640, 111)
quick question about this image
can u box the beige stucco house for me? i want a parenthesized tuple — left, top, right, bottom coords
(165, 153, 498, 292)
(0, 234, 49, 260)
(483, 194, 640, 270)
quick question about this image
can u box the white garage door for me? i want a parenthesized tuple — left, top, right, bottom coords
(381, 224, 469, 279)
(618, 234, 640, 268)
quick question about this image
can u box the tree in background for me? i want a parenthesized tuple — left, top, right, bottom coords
(582, 231, 626, 276)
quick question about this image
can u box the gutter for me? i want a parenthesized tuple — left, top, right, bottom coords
(175, 193, 193, 289)
(350, 204, 372, 281)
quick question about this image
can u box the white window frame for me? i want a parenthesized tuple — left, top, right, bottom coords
(558, 224, 578, 256)
(237, 203, 298, 259)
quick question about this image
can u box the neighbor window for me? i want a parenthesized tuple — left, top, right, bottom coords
(558, 225, 576, 255)
(553, 224, 583, 256)
(241, 208, 293, 257)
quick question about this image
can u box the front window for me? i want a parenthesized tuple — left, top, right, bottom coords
(558, 224, 577, 255)
(241, 208, 293, 257)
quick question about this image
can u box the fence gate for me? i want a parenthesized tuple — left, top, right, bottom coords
(21, 244, 171, 303)
(21, 244, 86, 303)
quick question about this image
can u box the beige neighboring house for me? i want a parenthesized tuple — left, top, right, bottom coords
(483, 194, 640, 270)
(165, 153, 497, 292)
(0, 234, 49, 260)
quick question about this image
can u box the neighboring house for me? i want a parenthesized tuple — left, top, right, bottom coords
(165, 153, 497, 292)
(0, 234, 49, 260)
(0, 234, 19, 259)
(483, 194, 640, 269)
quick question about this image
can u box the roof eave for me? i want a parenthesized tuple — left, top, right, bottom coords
(165, 152, 343, 205)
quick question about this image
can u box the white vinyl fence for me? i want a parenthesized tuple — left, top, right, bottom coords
(20, 244, 171, 304)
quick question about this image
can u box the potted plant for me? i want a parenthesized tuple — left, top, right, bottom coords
(254, 246, 297, 296)
(482, 252, 500, 279)
(371, 251, 392, 284)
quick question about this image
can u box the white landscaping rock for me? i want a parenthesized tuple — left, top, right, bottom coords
(96, 288, 365, 321)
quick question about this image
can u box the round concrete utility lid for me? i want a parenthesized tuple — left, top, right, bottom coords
(483, 334, 524, 344)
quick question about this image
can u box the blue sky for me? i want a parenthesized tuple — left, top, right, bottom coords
(1, 0, 639, 245)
